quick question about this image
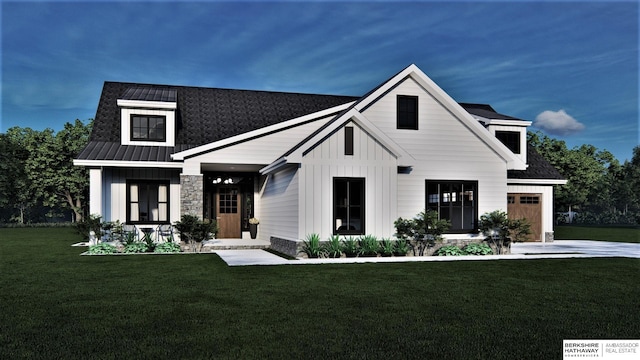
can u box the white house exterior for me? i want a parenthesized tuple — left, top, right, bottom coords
(75, 64, 566, 254)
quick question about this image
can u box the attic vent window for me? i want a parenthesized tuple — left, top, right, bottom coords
(131, 115, 166, 141)
(397, 95, 418, 130)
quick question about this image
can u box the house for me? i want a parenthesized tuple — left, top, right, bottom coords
(74, 64, 566, 255)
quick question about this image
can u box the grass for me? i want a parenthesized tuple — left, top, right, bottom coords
(555, 225, 640, 243)
(1, 227, 639, 359)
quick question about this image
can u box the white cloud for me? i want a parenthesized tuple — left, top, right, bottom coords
(534, 110, 585, 136)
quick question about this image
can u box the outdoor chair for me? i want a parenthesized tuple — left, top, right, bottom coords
(156, 224, 174, 243)
(122, 224, 139, 243)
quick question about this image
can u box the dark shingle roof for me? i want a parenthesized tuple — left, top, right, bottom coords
(78, 80, 558, 183)
(508, 145, 565, 180)
(459, 103, 523, 121)
(78, 82, 358, 161)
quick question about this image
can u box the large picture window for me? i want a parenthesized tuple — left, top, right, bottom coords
(334, 178, 365, 235)
(131, 115, 166, 141)
(397, 95, 418, 130)
(127, 181, 169, 223)
(426, 180, 478, 233)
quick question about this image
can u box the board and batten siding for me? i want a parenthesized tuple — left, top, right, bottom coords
(361, 77, 508, 221)
(258, 165, 299, 241)
(298, 121, 398, 240)
(101, 167, 181, 224)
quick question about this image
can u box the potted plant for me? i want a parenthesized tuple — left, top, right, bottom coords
(249, 217, 259, 239)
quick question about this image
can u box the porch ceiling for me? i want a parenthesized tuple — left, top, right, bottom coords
(201, 163, 265, 173)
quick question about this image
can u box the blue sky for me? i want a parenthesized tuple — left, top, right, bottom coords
(2, 1, 638, 161)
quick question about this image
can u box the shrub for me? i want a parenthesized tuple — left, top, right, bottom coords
(174, 215, 218, 252)
(379, 238, 395, 257)
(393, 239, 409, 256)
(435, 245, 466, 256)
(395, 210, 451, 255)
(124, 242, 149, 253)
(87, 243, 117, 255)
(301, 233, 325, 258)
(341, 237, 359, 258)
(76, 214, 103, 241)
(359, 235, 379, 257)
(154, 242, 182, 253)
(462, 243, 493, 255)
(478, 210, 531, 254)
(323, 235, 342, 258)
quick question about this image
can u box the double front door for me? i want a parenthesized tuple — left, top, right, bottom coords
(215, 186, 241, 238)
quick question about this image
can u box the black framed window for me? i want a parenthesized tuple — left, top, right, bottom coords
(397, 95, 418, 130)
(334, 178, 365, 235)
(495, 131, 520, 154)
(426, 180, 478, 233)
(127, 180, 169, 223)
(131, 115, 166, 141)
(344, 126, 354, 156)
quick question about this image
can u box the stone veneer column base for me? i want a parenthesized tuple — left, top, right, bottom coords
(270, 236, 301, 257)
(180, 174, 203, 219)
(545, 232, 554, 242)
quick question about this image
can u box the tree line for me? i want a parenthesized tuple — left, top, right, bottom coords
(0, 120, 91, 224)
(529, 132, 640, 225)
(0, 122, 637, 225)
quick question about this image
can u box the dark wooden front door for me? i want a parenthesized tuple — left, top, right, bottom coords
(507, 193, 542, 242)
(216, 187, 241, 238)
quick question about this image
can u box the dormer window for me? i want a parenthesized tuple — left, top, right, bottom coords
(118, 86, 177, 146)
(131, 115, 166, 142)
(495, 131, 520, 154)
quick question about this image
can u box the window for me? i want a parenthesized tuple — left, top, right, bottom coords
(127, 181, 169, 223)
(131, 115, 166, 141)
(426, 180, 478, 233)
(495, 131, 520, 154)
(520, 196, 540, 204)
(334, 178, 365, 235)
(397, 95, 418, 130)
(507, 195, 516, 204)
(344, 126, 354, 156)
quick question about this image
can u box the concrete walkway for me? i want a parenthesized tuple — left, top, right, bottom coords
(214, 240, 640, 266)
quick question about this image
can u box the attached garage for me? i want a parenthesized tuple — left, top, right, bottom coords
(508, 193, 543, 242)
(507, 145, 567, 243)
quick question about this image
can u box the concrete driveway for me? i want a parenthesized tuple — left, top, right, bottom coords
(215, 240, 640, 266)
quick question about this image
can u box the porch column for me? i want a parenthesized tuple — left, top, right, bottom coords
(89, 168, 102, 217)
(180, 174, 204, 219)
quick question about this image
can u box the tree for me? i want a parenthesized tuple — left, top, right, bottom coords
(0, 128, 40, 223)
(23, 120, 92, 222)
(528, 132, 617, 214)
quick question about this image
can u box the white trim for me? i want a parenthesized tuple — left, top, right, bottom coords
(508, 178, 567, 185)
(73, 159, 183, 169)
(117, 99, 177, 109)
(287, 109, 413, 164)
(171, 102, 356, 160)
(481, 118, 532, 127)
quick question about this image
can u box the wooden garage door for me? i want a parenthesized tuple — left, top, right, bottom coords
(507, 194, 542, 242)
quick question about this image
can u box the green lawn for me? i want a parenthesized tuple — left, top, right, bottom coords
(1, 228, 639, 359)
(555, 225, 640, 243)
